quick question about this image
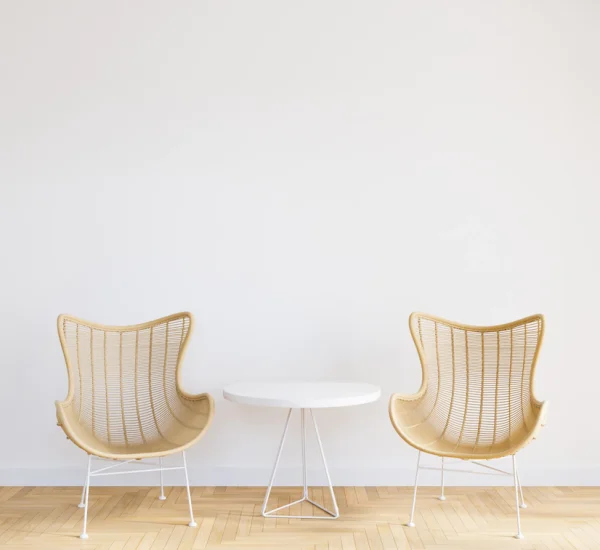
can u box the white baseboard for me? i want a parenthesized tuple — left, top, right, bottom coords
(0, 465, 598, 487)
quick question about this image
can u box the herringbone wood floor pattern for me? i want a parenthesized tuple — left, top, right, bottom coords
(0, 486, 597, 549)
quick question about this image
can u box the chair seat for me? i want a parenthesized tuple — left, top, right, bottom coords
(390, 395, 545, 460)
(57, 393, 214, 459)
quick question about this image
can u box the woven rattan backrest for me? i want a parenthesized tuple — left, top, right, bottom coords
(409, 313, 544, 451)
(58, 312, 193, 448)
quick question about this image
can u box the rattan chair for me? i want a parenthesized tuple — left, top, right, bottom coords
(389, 313, 546, 539)
(56, 312, 214, 539)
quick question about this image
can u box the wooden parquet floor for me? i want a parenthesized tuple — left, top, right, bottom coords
(0, 486, 597, 549)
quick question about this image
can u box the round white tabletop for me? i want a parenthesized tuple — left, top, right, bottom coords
(223, 381, 381, 409)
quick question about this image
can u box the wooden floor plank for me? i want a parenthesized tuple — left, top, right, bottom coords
(0, 486, 597, 549)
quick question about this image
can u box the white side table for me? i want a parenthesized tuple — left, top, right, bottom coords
(223, 381, 381, 519)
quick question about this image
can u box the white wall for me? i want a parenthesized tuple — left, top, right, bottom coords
(1, 1, 599, 487)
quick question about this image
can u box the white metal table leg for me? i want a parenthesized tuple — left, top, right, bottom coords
(158, 457, 166, 500)
(308, 409, 339, 517)
(262, 408, 339, 519)
(512, 454, 524, 539)
(80, 455, 92, 539)
(407, 451, 421, 527)
(438, 456, 446, 501)
(262, 408, 294, 517)
(182, 451, 197, 527)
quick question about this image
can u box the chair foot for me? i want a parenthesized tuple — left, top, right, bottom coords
(406, 450, 421, 530)
(77, 503, 85, 508)
(79, 533, 89, 540)
(515, 533, 524, 539)
(182, 451, 197, 530)
(158, 495, 167, 501)
(437, 495, 446, 501)
(519, 503, 527, 509)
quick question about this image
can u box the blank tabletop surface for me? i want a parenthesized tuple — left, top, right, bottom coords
(223, 381, 381, 409)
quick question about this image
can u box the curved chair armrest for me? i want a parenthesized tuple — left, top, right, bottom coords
(389, 391, 425, 403)
(388, 391, 429, 452)
(178, 391, 215, 411)
(501, 399, 548, 456)
(55, 399, 98, 456)
(178, 390, 214, 403)
(55, 398, 74, 429)
(522, 398, 548, 436)
(532, 397, 548, 423)
(388, 391, 428, 431)
(176, 391, 216, 423)
(533, 399, 549, 431)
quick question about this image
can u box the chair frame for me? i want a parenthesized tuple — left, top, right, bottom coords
(56, 312, 214, 539)
(406, 453, 527, 538)
(390, 312, 547, 539)
(76, 452, 196, 539)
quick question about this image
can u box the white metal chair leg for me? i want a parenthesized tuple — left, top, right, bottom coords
(80, 455, 92, 539)
(78, 475, 87, 508)
(182, 451, 197, 527)
(158, 457, 166, 500)
(301, 409, 308, 500)
(516, 467, 526, 508)
(407, 451, 421, 527)
(438, 456, 446, 501)
(512, 454, 524, 539)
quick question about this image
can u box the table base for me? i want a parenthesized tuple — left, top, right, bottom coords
(262, 408, 339, 519)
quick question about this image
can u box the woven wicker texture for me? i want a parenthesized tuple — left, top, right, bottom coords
(56, 312, 214, 459)
(390, 313, 547, 460)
